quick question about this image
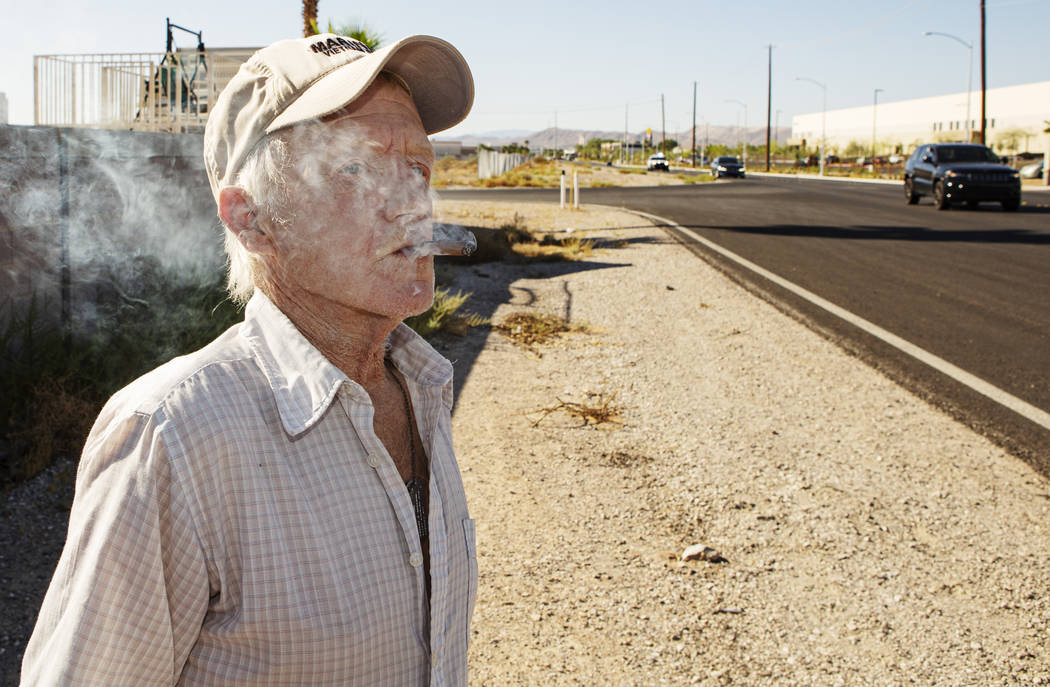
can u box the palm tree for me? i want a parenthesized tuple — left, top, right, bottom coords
(332, 22, 383, 50)
(302, 0, 318, 37)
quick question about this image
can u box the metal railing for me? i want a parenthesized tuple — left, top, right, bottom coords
(34, 49, 255, 133)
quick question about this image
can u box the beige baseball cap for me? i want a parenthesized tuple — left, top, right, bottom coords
(203, 33, 474, 202)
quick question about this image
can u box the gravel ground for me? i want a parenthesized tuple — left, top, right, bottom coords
(2, 199, 1047, 686)
(434, 200, 1050, 686)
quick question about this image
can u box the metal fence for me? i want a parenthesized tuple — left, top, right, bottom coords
(34, 49, 255, 133)
(477, 147, 531, 179)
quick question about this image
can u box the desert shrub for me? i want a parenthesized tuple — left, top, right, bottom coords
(0, 263, 242, 483)
(404, 287, 487, 338)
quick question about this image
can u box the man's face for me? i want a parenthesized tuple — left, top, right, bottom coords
(263, 79, 436, 322)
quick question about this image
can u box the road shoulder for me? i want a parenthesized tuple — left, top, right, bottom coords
(437, 199, 1050, 685)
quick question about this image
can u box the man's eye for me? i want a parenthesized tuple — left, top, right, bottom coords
(411, 165, 428, 179)
(340, 163, 363, 175)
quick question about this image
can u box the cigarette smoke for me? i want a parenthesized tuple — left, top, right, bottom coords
(1, 126, 225, 342)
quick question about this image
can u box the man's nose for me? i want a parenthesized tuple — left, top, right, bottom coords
(382, 163, 431, 222)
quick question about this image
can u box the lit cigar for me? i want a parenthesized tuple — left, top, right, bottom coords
(415, 235, 477, 257)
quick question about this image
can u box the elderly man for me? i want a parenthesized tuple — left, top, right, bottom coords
(22, 34, 476, 685)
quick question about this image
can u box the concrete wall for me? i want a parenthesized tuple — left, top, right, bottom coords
(791, 80, 1050, 154)
(0, 125, 223, 336)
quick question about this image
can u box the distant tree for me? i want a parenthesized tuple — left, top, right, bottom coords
(575, 137, 617, 160)
(501, 142, 530, 154)
(705, 144, 730, 158)
(995, 127, 1029, 154)
(843, 140, 868, 158)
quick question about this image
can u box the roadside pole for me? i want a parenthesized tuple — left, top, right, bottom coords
(1044, 133, 1049, 186)
(573, 170, 580, 209)
(560, 170, 566, 208)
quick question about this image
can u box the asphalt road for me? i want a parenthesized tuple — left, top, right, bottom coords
(443, 176, 1050, 473)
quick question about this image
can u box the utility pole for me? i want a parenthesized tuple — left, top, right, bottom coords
(661, 94, 666, 155)
(554, 110, 558, 158)
(765, 44, 773, 171)
(872, 88, 883, 162)
(692, 82, 697, 167)
(624, 104, 628, 165)
(980, 0, 987, 144)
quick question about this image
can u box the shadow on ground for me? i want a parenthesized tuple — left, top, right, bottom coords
(430, 223, 637, 409)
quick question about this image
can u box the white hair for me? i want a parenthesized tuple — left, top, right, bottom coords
(223, 135, 292, 304)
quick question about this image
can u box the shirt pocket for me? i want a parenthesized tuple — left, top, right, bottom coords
(462, 517, 478, 647)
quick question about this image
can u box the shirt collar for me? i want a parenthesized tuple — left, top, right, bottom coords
(241, 291, 453, 437)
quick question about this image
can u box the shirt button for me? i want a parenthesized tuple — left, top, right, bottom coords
(366, 453, 379, 469)
(409, 552, 424, 568)
(432, 653, 439, 667)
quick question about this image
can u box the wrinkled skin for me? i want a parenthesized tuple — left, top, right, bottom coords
(219, 79, 436, 379)
(267, 81, 437, 324)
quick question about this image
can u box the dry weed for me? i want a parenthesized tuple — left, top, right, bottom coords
(494, 312, 587, 352)
(528, 391, 624, 428)
(9, 376, 97, 480)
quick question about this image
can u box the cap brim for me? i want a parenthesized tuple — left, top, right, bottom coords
(268, 35, 474, 135)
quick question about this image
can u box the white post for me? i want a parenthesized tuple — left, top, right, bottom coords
(572, 171, 579, 209)
(560, 170, 566, 208)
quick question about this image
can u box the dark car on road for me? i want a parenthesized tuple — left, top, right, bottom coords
(710, 156, 745, 178)
(904, 143, 1021, 211)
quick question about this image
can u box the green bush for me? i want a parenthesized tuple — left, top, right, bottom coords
(404, 287, 487, 338)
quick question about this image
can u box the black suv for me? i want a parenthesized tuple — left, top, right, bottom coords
(904, 143, 1020, 211)
(710, 156, 745, 178)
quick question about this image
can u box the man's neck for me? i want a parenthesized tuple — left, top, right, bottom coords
(265, 287, 398, 388)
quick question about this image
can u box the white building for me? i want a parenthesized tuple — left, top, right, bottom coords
(791, 80, 1050, 155)
(0, 93, 8, 125)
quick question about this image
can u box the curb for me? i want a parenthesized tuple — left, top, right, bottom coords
(749, 170, 1050, 193)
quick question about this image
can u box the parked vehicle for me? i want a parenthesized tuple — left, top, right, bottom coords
(710, 155, 745, 178)
(1020, 160, 1044, 179)
(903, 143, 1021, 211)
(887, 153, 904, 164)
(647, 153, 669, 171)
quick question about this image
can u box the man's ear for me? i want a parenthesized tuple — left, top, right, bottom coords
(218, 187, 275, 257)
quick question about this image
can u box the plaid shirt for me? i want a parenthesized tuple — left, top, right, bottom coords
(22, 292, 476, 686)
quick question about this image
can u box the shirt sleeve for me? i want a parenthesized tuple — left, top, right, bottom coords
(21, 408, 210, 686)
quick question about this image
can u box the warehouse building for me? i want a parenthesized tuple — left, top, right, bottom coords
(791, 80, 1049, 156)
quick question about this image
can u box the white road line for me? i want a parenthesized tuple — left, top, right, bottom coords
(623, 207, 1050, 432)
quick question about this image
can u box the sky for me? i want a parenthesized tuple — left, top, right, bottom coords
(2, 0, 1048, 139)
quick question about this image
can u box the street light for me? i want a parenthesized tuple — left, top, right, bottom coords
(923, 31, 973, 142)
(872, 88, 884, 163)
(725, 99, 748, 167)
(796, 77, 827, 176)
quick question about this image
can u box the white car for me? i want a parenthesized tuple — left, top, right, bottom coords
(1020, 160, 1044, 179)
(646, 153, 669, 171)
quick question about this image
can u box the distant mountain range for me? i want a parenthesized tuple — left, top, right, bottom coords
(435, 126, 792, 150)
